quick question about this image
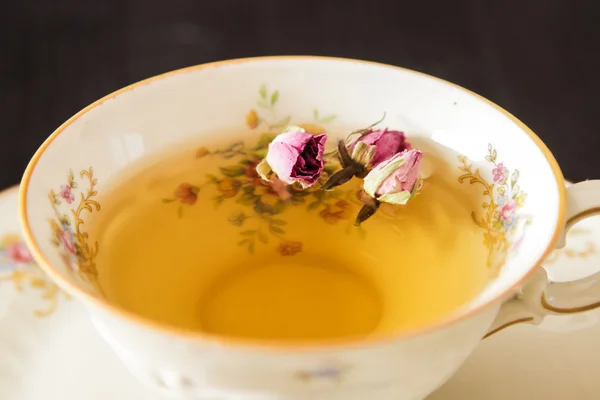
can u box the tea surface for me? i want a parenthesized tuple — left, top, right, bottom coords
(91, 134, 490, 341)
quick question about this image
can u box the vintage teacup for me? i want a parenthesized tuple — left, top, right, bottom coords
(19, 56, 600, 400)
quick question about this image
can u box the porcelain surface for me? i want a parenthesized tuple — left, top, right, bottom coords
(2, 186, 600, 399)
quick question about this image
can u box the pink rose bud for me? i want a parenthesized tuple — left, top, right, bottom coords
(348, 129, 410, 167)
(257, 131, 327, 188)
(363, 149, 423, 205)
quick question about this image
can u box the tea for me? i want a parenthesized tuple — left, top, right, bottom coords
(91, 133, 490, 341)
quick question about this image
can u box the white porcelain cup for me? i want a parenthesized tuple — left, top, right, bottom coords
(19, 56, 600, 400)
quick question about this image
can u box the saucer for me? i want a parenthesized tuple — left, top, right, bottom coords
(2, 185, 600, 399)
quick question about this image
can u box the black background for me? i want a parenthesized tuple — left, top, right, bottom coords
(2, 0, 599, 190)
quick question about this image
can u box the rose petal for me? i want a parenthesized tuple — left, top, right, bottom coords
(349, 129, 387, 147)
(377, 190, 412, 205)
(370, 130, 408, 165)
(349, 129, 409, 166)
(265, 131, 313, 184)
(256, 159, 273, 181)
(290, 134, 327, 187)
(362, 153, 407, 197)
(377, 150, 423, 194)
(351, 141, 377, 166)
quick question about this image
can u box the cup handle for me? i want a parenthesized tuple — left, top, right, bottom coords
(485, 180, 600, 339)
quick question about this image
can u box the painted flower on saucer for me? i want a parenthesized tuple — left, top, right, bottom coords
(0, 234, 68, 317)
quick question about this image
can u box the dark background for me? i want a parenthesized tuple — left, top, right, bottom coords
(2, 0, 599, 190)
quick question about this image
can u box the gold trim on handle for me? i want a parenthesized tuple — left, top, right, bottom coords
(484, 185, 600, 341)
(541, 205, 600, 315)
(482, 317, 534, 339)
(541, 292, 600, 314)
(566, 207, 600, 230)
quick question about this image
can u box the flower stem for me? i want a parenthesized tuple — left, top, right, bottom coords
(322, 140, 365, 190)
(355, 198, 380, 226)
(348, 112, 387, 137)
(322, 166, 359, 190)
(337, 139, 353, 167)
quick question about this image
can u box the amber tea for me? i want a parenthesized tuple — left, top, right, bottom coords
(91, 132, 490, 341)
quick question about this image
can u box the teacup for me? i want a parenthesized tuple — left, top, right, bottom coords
(19, 56, 600, 400)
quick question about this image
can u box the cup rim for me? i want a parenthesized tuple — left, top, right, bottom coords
(18, 55, 566, 350)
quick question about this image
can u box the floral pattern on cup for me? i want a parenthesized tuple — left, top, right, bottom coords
(0, 233, 68, 316)
(162, 85, 367, 255)
(294, 362, 352, 384)
(458, 144, 529, 274)
(48, 168, 101, 282)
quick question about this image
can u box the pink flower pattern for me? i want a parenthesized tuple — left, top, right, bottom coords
(59, 230, 77, 255)
(60, 185, 75, 204)
(458, 145, 529, 274)
(1, 239, 34, 272)
(499, 200, 517, 222)
(492, 163, 507, 183)
(7, 242, 33, 263)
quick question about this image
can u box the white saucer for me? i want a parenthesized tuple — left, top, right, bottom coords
(2, 185, 600, 400)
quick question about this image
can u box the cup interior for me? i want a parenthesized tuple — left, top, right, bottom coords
(20, 57, 564, 339)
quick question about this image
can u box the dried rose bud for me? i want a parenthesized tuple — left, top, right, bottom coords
(354, 149, 423, 225)
(347, 129, 410, 168)
(363, 149, 423, 205)
(256, 131, 327, 188)
(324, 128, 411, 191)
